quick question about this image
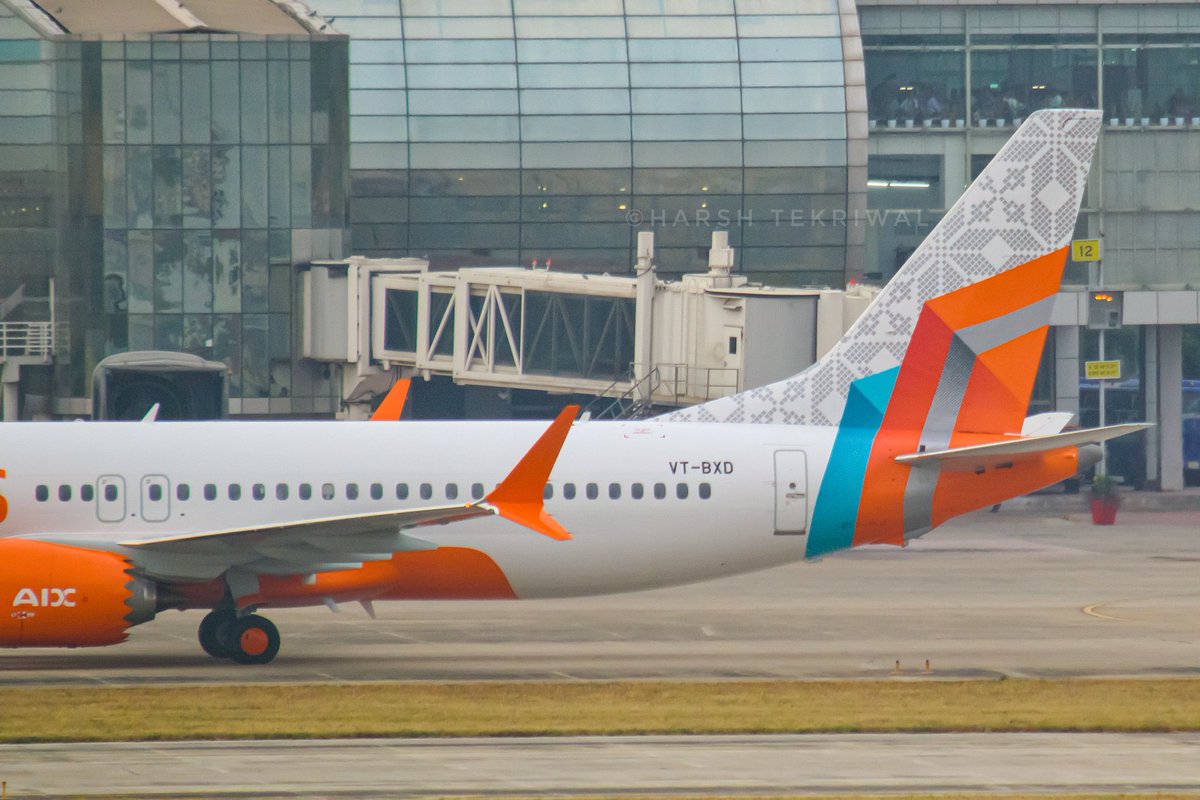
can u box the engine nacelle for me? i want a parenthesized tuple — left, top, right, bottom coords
(0, 540, 156, 647)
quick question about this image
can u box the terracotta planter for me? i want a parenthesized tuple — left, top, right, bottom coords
(1090, 497, 1119, 525)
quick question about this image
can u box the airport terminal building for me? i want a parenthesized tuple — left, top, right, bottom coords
(0, 0, 1198, 490)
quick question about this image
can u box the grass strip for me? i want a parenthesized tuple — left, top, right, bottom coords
(1, 679, 1199, 743)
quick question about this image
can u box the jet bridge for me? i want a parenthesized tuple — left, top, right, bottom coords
(302, 233, 878, 419)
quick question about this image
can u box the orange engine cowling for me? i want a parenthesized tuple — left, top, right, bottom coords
(0, 540, 157, 647)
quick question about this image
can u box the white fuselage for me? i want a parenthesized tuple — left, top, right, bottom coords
(0, 420, 838, 598)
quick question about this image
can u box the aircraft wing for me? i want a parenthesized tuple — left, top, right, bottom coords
(118, 405, 578, 583)
(895, 423, 1150, 473)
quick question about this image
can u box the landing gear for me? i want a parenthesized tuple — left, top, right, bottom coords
(198, 609, 281, 664)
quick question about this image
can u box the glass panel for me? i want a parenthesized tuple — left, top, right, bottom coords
(127, 230, 154, 313)
(155, 314, 182, 351)
(292, 145, 312, 227)
(242, 231, 268, 313)
(213, 233, 241, 313)
(152, 62, 181, 142)
(211, 60, 239, 143)
(126, 61, 152, 144)
(268, 60, 289, 142)
(213, 313, 241, 395)
(290, 59, 311, 142)
(242, 146, 268, 227)
(242, 313, 268, 397)
(127, 145, 153, 228)
(1103, 47, 1199, 121)
(269, 146, 290, 227)
(183, 314, 211, 356)
(154, 231, 183, 313)
(182, 146, 210, 227)
(102, 61, 124, 143)
(240, 60, 267, 144)
(153, 146, 182, 227)
(211, 146, 239, 227)
(103, 146, 126, 227)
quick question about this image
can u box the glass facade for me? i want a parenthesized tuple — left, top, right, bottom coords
(308, 0, 866, 284)
(862, 3, 1200, 289)
(0, 1, 351, 410)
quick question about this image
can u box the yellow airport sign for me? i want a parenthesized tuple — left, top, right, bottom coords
(1071, 238, 1101, 262)
(1085, 360, 1121, 380)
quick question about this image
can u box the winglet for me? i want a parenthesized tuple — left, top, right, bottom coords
(484, 405, 579, 541)
(371, 379, 411, 421)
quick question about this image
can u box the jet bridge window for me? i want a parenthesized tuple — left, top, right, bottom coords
(445, 483, 458, 500)
(395, 483, 409, 500)
(204, 483, 217, 501)
(653, 483, 666, 499)
(322, 482, 335, 500)
(228, 484, 242, 501)
(58, 485, 71, 502)
(176, 484, 190, 501)
(346, 483, 359, 500)
(676, 483, 689, 500)
(472, 482, 485, 500)
(699, 482, 711, 499)
(35, 485, 48, 502)
(419, 483, 432, 500)
(608, 483, 621, 499)
(299, 483, 312, 500)
(252, 483, 266, 501)
(370, 483, 383, 500)
(631, 483, 644, 499)
(276, 483, 289, 500)
(81, 484, 95, 502)
(585, 483, 598, 500)
(563, 482, 576, 500)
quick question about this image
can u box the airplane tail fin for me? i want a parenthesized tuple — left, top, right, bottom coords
(663, 109, 1103, 427)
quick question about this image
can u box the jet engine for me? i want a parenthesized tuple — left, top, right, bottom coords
(0, 540, 157, 647)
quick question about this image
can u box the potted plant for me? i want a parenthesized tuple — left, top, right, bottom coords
(1089, 473, 1120, 525)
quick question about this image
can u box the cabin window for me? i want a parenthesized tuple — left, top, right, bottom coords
(148, 484, 162, 502)
(544, 483, 554, 499)
(396, 483, 409, 500)
(699, 482, 712, 499)
(653, 482, 666, 499)
(346, 483, 359, 500)
(35, 484, 48, 502)
(676, 482, 689, 499)
(472, 482, 485, 500)
(105, 484, 119, 502)
(204, 483, 217, 501)
(563, 482, 576, 500)
(81, 484, 95, 502)
(631, 482, 644, 499)
(252, 483, 266, 501)
(585, 482, 598, 500)
(58, 484, 72, 502)
(445, 483, 458, 500)
(176, 483, 189, 501)
(228, 483, 242, 501)
(276, 483, 289, 501)
(370, 482, 383, 500)
(419, 483, 432, 500)
(299, 483, 312, 500)
(321, 482, 335, 500)
(608, 482, 621, 499)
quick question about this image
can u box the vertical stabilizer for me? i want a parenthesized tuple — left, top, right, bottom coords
(663, 109, 1102, 427)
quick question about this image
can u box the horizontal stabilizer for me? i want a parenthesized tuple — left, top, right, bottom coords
(896, 423, 1151, 472)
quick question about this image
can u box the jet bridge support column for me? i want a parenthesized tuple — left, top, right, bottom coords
(633, 231, 655, 397)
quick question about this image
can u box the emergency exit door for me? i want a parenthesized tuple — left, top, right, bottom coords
(773, 450, 808, 535)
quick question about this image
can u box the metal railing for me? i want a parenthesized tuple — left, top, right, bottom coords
(0, 321, 53, 358)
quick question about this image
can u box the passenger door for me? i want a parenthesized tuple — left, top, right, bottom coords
(140, 474, 171, 522)
(773, 450, 808, 535)
(96, 475, 126, 523)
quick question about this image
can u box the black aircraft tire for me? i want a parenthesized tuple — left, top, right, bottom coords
(198, 609, 237, 659)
